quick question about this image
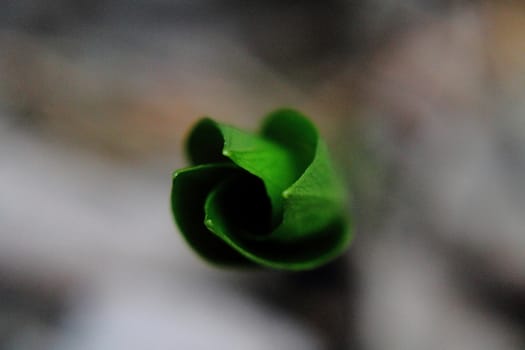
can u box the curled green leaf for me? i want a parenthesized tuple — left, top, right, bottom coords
(171, 109, 353, 270)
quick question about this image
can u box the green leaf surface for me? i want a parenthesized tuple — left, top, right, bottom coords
(171, 164, 250, 265)
(171, 109, 353, 270)
(188, 118, 300, 226)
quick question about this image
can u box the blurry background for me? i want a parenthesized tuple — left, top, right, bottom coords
(1, 0, 525, 349)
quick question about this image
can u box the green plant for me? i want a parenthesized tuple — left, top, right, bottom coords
(171, 109, 352, 270)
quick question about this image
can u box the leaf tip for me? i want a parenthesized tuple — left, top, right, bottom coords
(172, 169, 183, 180)
(204, 218, 214, 229)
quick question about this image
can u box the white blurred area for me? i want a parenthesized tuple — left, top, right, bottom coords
(1, 1, 525, 350)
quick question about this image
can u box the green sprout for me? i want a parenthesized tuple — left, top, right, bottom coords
(171, 109, 353, 270)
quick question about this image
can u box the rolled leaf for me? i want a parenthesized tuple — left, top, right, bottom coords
(171, 109, 353, 270)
